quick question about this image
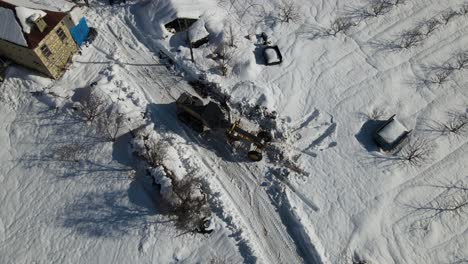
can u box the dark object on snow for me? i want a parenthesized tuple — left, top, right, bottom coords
(196, 217, 214, 234)
(263, 46, 283, 66)
(165, 18, 197, 33)
(373, 114, 411, 151)
(260, 32, 268, 44)
(86, 27, 98, 44)
(175, 92, 271, 161)
(109, 0, 126, 5)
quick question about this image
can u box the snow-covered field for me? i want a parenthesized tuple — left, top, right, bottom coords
(1, 0, 467, 263)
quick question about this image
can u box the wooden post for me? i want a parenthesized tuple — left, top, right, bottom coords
(183, 19, 195, 63)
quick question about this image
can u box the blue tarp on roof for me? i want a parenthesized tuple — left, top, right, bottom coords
(69, 17, 89, 46)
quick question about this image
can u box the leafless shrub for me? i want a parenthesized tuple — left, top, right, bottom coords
(96, 110, 126, 142)
(396, 136, 436, 167)
(453, 50, 468, 70)
(213, 44, 235, 76)
(397, 136, 436, 165)
(460, 3, 468, 15)
(429, 68, 453, 85)
(396, 28, 424, 49)
(439, 111, 468, 136)
(420, 18, 441, 36)
(277, 1, 301, 23)
(407, 179, 468, 228)
(440, 9, 460, 25)
(360, 0, 393, 18)
(327, 17, 355, 36)
(55, 143, 87, 162)
(208, 255, 237, 264)
(169, 175, 211, 232)
(75, 89, 109, 123)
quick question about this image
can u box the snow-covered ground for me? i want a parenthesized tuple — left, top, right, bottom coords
(1, 0, 468, 263)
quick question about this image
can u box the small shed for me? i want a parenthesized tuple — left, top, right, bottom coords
(161, 0, 216, 33)
(263, 46, 282, 66)
(374, 115, 411, 151)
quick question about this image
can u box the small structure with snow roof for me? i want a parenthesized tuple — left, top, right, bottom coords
(374, 114, 411, 151)
(0, 0, 78, 79)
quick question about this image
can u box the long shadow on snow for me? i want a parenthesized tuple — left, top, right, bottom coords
(60, 181, 165, 238)
(26, 97, 167, 238)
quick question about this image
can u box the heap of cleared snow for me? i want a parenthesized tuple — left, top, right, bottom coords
(15, 6, 47, 34)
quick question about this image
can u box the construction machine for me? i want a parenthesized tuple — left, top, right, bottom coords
(175, 92, 272, 161)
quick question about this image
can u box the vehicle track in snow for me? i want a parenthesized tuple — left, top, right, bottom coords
(88, 7, 323, 264)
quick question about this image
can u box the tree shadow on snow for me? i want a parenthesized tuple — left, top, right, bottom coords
(59, 180, 167, 238)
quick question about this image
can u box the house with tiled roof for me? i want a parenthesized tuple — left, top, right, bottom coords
(0, 0, 78, 79)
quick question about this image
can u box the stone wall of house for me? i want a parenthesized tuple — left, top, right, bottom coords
(33, 16, 78, 79)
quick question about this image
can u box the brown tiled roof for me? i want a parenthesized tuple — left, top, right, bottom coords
(0, 0, 67, 49)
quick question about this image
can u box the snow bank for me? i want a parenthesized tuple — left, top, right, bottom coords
(15, 6, 47, 34)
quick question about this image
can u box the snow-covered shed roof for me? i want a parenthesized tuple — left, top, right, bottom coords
(377, 118, 408, 144)
(0, 0, 67, 48)
(159, 0, 217, 25)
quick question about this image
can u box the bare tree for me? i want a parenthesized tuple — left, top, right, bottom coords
(440, 9, 459, 25)
(327, 17, 355, 36)
(429, 68, 453, 85)
(420, 18, 441, 36)
(407, 179, 468, 228)
(214, 44, 235, 76)
(453, 50, 468, 70)
(169, 175, 211, 232)
(360, 0, 393, 18)
(439, 111, 468, 136)
(460, 3, 468, 16)
(96, 110, 126, 142)
(396, 28, 424, 49)
(277, 1, 301, 23)
(75, 89, 109, 123)
(396, 136, 435, 167)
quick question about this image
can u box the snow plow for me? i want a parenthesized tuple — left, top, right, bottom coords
(176, 92, 272, 161)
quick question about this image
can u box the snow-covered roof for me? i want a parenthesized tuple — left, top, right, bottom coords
(160, 0, 217, 24)
(0, 7, 27, 46)
(69, 6, 84, 25)
(0, 1, 67, 48)
(377, 118, 408, 144)
(188, 18, 209, 42)
(15, 6, 47, 34)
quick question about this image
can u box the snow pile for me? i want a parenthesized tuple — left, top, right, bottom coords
(15, 6, 47, 34)
(69, 6, 84, 25)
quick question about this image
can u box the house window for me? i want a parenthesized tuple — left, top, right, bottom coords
(56, 28, 67, 42)
(40, 45, 52, 58)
